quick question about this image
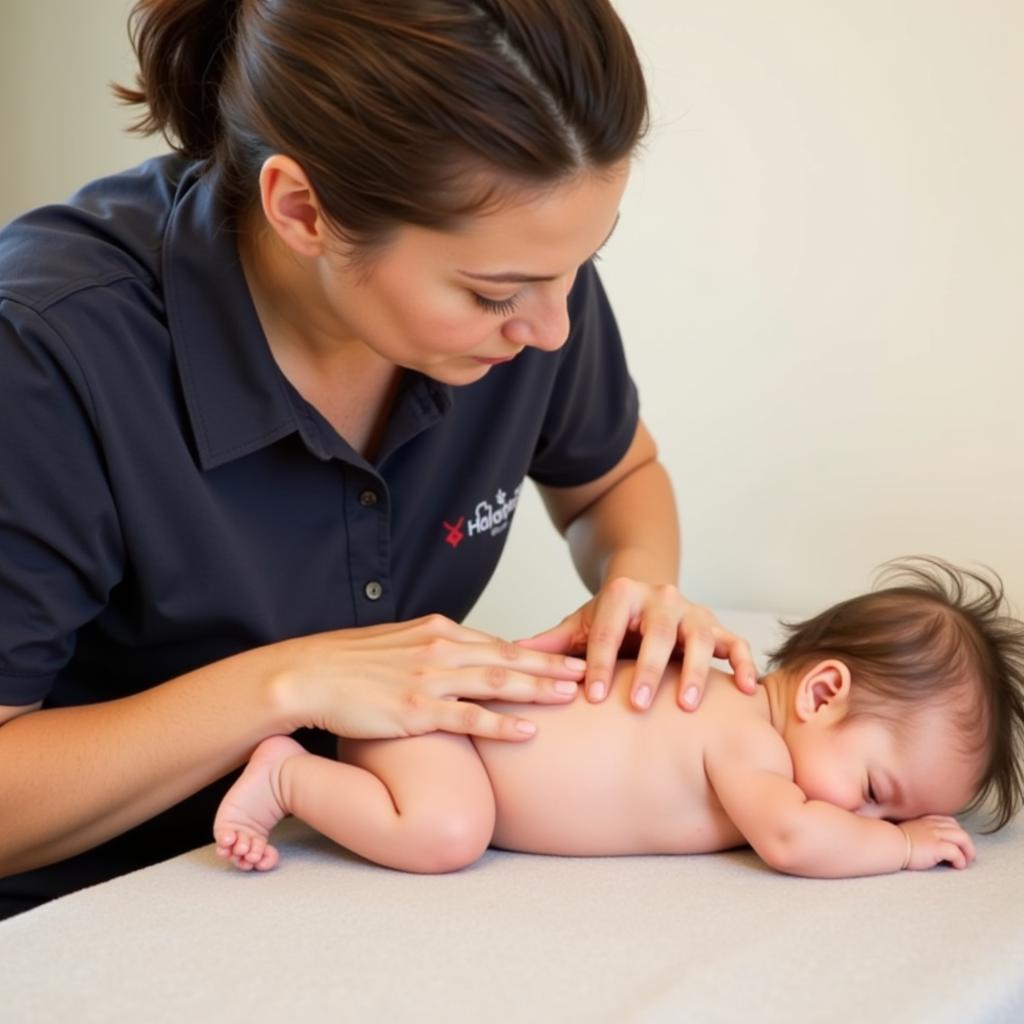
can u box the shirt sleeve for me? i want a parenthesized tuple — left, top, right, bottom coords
(0, 299, 124, 704)
(528, 261, 640, 488)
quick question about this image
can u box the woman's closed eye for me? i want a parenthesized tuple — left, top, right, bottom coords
(472, 292, 521, 316)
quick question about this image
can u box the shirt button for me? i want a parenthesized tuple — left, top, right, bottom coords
(364, 580, 384, 601)
(359, 489, 379, 507)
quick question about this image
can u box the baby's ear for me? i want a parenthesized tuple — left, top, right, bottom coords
(793, 659, 852, 722)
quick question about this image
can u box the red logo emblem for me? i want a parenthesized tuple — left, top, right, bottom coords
(443, 517, 465, 549)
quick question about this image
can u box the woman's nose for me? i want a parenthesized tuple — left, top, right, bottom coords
(502, 281, 572, 352)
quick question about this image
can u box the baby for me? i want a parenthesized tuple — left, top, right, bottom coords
(214, 558, 1024, 878)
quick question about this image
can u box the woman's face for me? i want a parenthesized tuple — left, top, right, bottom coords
(318, 161, 630, 384)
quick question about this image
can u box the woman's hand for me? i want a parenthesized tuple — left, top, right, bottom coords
(269, 614, 585, 742)
(516, 577, 758, 711)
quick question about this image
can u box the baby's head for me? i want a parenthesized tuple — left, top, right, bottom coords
(766, 558, 1024, 829)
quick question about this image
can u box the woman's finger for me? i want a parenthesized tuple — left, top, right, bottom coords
(358, 613, 535, 649)
(513, 614, 586, 655)
(339, 612, 468, 644)
(444, 638, 588, 680)
(426, 666, 582, 704)
(713, 630, 759, 693)
(675, 617, 717, 710)
(581, 583, 634, 702)
(411, 697, 544, 743)
(626, 611, 681, 709)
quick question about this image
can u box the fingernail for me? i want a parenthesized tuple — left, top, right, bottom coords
(683, 686, 699, 708)
(516, 720, 537, 735)
(564, 657, 587, 671)
(590, 680, 606, 702)
(554, 680, 578, 695)
(635, 684, 651, 708)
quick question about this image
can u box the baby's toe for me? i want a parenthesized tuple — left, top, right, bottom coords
(244, 836, 267, 863)
(255, 846, 279, 872)
(215, 829, 237, 851)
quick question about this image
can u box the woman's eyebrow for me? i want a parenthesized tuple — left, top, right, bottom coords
(459, 269, 558, 284)
(457, 214, 621, 284)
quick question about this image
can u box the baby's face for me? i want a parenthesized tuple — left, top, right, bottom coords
(787, 701, 981, 821)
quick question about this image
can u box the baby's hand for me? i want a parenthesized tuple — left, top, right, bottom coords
(900, 815, 976, 870)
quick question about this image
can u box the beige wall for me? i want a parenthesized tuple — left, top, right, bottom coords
(481, 0, 1024, 631)
(3, 1, 1022, 635)
(0, 1, 165, 221)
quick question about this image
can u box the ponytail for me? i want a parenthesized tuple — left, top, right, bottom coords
(113, 0, 242, 160)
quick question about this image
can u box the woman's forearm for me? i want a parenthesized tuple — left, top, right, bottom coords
(564, 458, 680, 592)
(0, 644, 295, 878)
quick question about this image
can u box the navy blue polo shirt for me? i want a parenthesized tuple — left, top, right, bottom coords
(0, 155, 638, 914)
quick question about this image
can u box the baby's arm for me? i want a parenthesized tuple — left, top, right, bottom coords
(704, 726, 975, 878)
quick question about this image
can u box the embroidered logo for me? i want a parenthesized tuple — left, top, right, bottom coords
(443, 517, 466, 549)
(443, 483, 523, 549)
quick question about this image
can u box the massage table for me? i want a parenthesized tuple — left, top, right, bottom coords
(2, 611, 1022, 1022)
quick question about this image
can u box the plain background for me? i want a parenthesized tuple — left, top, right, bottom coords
(1, 1, 1021, 643)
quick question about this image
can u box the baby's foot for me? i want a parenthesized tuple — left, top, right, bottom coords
(213, 734, 305, 872)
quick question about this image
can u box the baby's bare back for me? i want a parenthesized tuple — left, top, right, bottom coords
(473, 665, 761, 856)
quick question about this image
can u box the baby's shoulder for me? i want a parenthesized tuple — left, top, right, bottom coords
(700, 670, 781, 738)
(702, 668, 770, 718)
(699, 671, 791, 772)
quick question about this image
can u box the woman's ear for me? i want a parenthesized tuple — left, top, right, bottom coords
(257, 154, 328, 258)
(793, 659, 852, 723)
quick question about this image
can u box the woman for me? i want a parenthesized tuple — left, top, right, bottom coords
(0, 0, 756, 918)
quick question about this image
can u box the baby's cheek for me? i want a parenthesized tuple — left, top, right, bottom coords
(791, 760, 858, 812)
(809, 778, 862, 813)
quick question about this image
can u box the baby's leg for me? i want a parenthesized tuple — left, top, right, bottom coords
(334, 733, 496, 871)
(213, 732, 496, 874)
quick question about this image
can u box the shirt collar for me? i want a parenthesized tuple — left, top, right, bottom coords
(163, 165, 301, 471)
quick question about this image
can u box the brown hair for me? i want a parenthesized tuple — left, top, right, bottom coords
(767, 557, 1024, 831)
(113, 0, 648, 250)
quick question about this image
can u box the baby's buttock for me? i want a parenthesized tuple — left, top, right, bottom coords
(472, 672, 742, 856)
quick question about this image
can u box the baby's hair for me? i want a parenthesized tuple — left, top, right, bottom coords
(767, 557, 1024, 831)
